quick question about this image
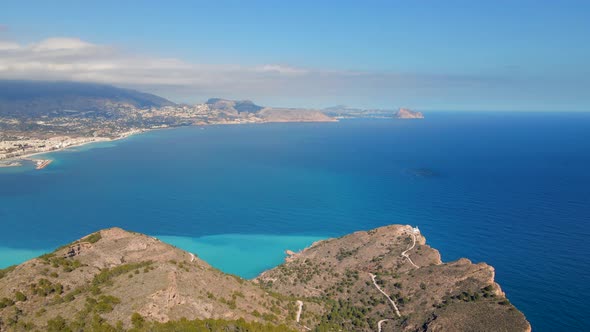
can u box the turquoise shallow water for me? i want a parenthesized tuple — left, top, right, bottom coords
(156, 234, 325, 278)
(0, 247, 49, 267)
(0, 113, 589, 330)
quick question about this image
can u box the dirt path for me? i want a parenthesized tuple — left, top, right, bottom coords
(369, 273, 401, 317)
(401, 228, 419, 268)
(296, 300, 303, 323)
(370, 227, 420, 331)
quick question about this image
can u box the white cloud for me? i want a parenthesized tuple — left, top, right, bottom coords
(0, 37, 315, 89)
(0, 41, 20, 50)
(31, 37, 96, 52)
(0, 36, 583, 110)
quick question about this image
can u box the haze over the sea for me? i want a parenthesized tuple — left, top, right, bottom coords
(1, 1, 589, 111)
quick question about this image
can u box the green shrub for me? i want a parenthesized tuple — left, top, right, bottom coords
(0, 265, 16, 280)
(92, 261, 152, 287)
(84, 232, 102, 244)
(0, 297, 15, 308)
(30, 278, 63, 297)
(15, 291, 27, 302)
(47, 316, 71, 332)
(131, 312, 145, 328)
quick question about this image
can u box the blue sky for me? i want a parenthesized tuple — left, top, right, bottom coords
(1, 0, 589, 110)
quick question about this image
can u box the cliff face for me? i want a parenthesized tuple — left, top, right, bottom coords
(395, 108, 424, 119)
(0, 226, 530, 332)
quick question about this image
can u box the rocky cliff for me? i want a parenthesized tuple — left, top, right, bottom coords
(0, 225, 529, 331)
(395, 108, 424, 119)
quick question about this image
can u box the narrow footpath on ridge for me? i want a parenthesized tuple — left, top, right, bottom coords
(369, 273, 401, 317)
(296, 300, 303, 323)
(401, 228, 419, 268)
(369, 226, 421, 331)
(295, 300, 311, 330)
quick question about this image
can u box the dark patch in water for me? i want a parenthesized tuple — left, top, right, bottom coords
(405, 168, 441, 178)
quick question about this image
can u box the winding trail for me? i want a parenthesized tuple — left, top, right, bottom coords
(369, 227, 421, 331)
(296, 300, 303, 323)
(401, 229, 419, 269)
(369, 273, 401, 317)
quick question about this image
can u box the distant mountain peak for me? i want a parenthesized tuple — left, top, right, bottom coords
(0, 80, 174, 117)
(206, 98, 263, 113)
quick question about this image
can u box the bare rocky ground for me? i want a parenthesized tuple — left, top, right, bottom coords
(0, 225, 530, 331)
(258, 225, 530, 332)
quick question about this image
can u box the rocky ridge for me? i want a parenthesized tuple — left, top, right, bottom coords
(0, 225, 530, 331)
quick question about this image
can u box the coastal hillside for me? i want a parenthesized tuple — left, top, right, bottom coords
(0, 80, 175, 118)
(0, 226, 530, 331)
(257, 108, 336, 123)
(394, 108, 424, 119)
(259, 225, 530, 331)
(206, 98, 264, 114)
(0, 228, 297, 331)
(205, 98, 336, 123)
(322, 105, 425, 119)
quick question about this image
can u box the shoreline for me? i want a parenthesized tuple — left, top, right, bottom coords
(0, 119, 339, 169)
(0, 129, 146, 169)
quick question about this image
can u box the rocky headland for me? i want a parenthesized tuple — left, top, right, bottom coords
(0, 225, 529, 331)
(394, 108, 424, 119)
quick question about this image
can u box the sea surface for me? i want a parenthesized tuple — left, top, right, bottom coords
(1, 113, 589, 331)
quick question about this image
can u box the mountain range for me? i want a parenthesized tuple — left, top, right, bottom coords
(0, 80, 174, 118)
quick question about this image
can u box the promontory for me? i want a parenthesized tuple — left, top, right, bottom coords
(0, 225, 530, 331)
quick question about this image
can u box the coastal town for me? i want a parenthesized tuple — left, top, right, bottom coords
(0, 98, 335, 167)
(0, 80, 423, 168)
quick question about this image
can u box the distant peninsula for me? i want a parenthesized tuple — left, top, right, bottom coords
(0, 225, 530, 331)
(395, 108, 425, 119)
(323, 105, 425, 120)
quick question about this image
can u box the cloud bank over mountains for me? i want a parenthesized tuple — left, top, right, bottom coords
(0, 36, 586, 110)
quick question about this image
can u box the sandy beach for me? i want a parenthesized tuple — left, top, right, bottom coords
(0, 129, 145, 169)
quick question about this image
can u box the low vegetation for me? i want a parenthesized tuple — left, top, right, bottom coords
(44, 315, 298, 332)
(0, 226, 530, 332)
(315, 299, 375, 331)
(0, 265, 16, 280)
(39, 253, 83, 272)
(84, 232, 102, 244)
(92, 261, 153, 287)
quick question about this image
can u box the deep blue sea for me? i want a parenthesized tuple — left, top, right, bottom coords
(1, 112, 589, 331)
